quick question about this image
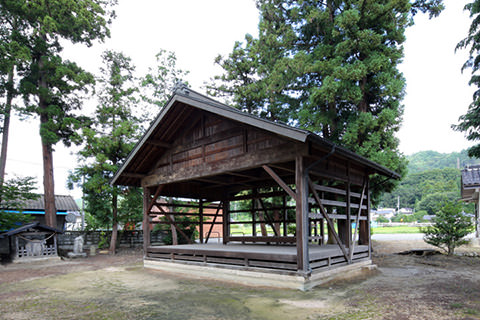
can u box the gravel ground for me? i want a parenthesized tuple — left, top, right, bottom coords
(0, 241, 479, 320)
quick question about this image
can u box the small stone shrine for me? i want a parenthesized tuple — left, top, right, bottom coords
(0, 222, 61, 262)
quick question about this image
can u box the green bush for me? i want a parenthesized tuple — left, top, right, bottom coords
(375, 216, 389, 223)
(421, 201, 474, 255)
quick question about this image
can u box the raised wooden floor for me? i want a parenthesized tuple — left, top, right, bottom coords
(146, 243, 369, 274)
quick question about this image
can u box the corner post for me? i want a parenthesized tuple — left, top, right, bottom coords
(296, 155, 310, 274)
(476, 202, 479, 238)
(199, 199, 204, 244)
(142, 187, 151, 257)
(222, 196, 230, 245)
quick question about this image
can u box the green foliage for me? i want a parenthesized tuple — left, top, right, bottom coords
(98, 231, 109, 249)
(69, 50, 142, 231)
(0, 176, 38, 230)
(376, 215, 390, 223)
(207, 0, 447, 200)
(140, 49, 189, 113)
(407, 150, 476, 173)
(421, 201, 474, 255)
(380, 166, 474, 214)
(118, 187, 143, 229)
(390, 210, 428, 223)
(1, 0, 117, 226)
(153, 199, 198, 245)
(0, 0, 117, 146)
(417, 191, 458, 215)
(454, 0, 480, 158)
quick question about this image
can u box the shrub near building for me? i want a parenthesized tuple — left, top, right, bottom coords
(421, 201, 474, 255)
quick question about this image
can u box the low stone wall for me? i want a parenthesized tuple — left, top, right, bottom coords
(58, 230, 166, 252)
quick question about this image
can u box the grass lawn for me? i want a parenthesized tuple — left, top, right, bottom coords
(230, 224, 423, 235)
(371, 226, 423, 234)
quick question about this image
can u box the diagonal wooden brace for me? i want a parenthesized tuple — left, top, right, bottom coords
(262, 165, 297, 200)
(350, 179, 367, 261)
(308, 177, 350, 263)
(154, 203, 194, 244)
(147, 185, 165, 214)
(205, 201, 223, 243)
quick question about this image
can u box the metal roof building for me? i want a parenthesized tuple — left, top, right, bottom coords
(461, 164, 480, 238)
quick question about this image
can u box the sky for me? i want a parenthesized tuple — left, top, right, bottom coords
(3, 0, 477, 198)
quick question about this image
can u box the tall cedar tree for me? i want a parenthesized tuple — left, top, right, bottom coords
(140, 49, 189, 110)
(0, 0, 116, 228)
(0, 9, 30, 185)
(208, 0, 444, 201)
(70, 50, 141, 254)
(454, 0, 480, 157)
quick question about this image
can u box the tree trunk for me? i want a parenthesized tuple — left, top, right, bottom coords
(0, 66, 14, 186)
(327, 220, 337, 244)
(42, 141, 56, 228)
(109, 192, 118, 254)
(447, 244, 454, 256)
(39, 53, 57, 229)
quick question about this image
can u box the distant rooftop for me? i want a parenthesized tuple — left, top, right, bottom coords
(462, 165, 480, 188)
(1, 195, 79, 212)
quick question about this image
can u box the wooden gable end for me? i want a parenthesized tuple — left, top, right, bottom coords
(141, 111, 304, 188)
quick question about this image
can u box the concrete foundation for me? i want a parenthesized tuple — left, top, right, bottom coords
(144, 258, 376, 291)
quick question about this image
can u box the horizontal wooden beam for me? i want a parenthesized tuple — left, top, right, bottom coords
(311, 183, 366, 199)
(308, 213, 367, 220)
(229, 190, 289, 201)
(228, 236, 296, 243)
(122, 172, 146, 179)
(142, 144, 304, 187)
(308, 198, 367, 209)
(146, 140, 172, 148)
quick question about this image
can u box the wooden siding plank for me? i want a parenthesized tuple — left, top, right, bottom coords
(142, 144, 303, 187)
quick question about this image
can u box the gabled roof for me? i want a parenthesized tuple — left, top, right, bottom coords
(111, 86, 400, 187)
(461, 165, 480, 201)
(1, 195, 79, 212)
(462, 165, 480, 189)
(0, 222, 62, 238)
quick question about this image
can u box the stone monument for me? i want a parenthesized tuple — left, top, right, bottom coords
(68, 235, 87, 258)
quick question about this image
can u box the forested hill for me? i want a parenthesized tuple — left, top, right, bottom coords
(406, 150, 478, 173)
(378, 150, 479, 213)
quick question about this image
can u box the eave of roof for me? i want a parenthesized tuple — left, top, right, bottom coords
(0, 222, 63, 238)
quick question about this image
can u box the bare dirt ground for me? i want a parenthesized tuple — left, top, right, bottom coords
(0, 241, 479, 320)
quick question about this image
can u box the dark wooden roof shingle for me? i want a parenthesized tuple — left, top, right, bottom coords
(462, 165, 480, 188)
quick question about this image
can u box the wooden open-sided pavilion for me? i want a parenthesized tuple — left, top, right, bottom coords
(111, 85, 399, 290)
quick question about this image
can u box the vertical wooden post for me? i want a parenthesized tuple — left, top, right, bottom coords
(223, 197, 230, 245)
(168, 198, 178, 245)
(282, 195, 287, 237)
(142, 187, 151, 257)
(199, 199, 204, 244)
(252, 189, 257, 237)
(295, 155, 309, 274)
(346, 180, 351, 249)
(364, 178, 372, 255)
(15, 235, 19, 259)
(53, 234, 57, 256)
